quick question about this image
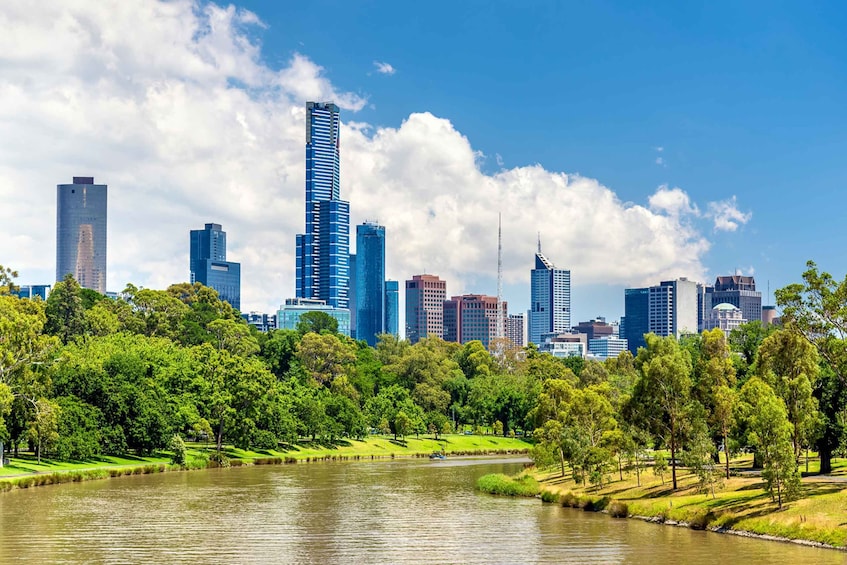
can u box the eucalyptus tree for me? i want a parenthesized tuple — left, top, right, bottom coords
(629, 333, 693, 490)
(776, 260, 847, 473)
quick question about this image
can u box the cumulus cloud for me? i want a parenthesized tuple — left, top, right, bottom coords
(373, 61, 396, 75)
(0, 0, 741, 317)
(707, 196, 752, 232)
(648, 186, 699, 218)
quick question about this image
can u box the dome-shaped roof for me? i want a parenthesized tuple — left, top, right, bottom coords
(712, 303, 740, 311)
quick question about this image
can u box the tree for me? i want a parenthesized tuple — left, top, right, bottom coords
(44, 275, 87, 343)
(297, 311, 338, 335)
(653, 452, 668, 485)
(776, 261, 847, 473)
(728, 321, 775, 380)
(27, 398, 60, 463)
(207, 318, 260, 357)
(693, 328, 737, 477)
(0, 294, 57, 460)
(756, 329, 819, 458)
(629, 333, 693, 490)
(739, 377, 801, 508)
(0, 264, 19, 296)
(296, 332, 356, 386)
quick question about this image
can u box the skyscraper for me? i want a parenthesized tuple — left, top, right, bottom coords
(384, 280, 399, 337)
(623, 287, 649, 354)
(355, 222, 386, 346)
(295, 102, 350, 309)
(405, 274, 446, 344)
(528, 241, 570, 345)
(56, 176, 107, 293)
(190, 223, 241, 311)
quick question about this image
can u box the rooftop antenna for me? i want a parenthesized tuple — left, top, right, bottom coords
(537, 232, 542, 253)
(496, 213, 504, 340)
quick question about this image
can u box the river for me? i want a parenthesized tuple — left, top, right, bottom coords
(0, 457, 843, 564)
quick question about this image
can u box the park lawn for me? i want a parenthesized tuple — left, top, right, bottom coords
(532, 455, 847, 549)
(0, 452, 174, 477)
(218, 434, 531, 461)
(1, 434, 531, 480)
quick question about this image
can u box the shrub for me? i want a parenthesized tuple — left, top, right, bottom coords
(540, 490, 559, 503)
(689, 511, 716, 530)
(169, 434, 187, 466)
(209, 451, 230, 468)
(560, 492, 579, 508)
(608, 501, 628, 518)
(476, 473, 540, 497)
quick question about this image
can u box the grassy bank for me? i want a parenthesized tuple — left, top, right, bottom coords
(0, 434, 531, 492)
(517, 456, 847, 550)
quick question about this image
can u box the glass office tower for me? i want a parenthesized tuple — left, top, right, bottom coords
(190, 223, 241, 311)
(355, 222, 385, 346)
(295, 102, 350, 309)
(56, 176, 107, 293)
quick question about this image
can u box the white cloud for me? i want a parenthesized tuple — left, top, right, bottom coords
(648, 186, 699, 218)
(373, 61, 396, 75)
(655, 157, 664, 166)
(0, 0, 739, 317)
(707, 196, 752, 232)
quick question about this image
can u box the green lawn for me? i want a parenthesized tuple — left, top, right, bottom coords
(530, 453, 847, 549)
(0, 434, 531, 480)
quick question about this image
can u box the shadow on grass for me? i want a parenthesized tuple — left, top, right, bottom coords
(389, 439, 408, 448)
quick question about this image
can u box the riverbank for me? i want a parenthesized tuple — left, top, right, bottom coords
(479, 459, 847, 551)
(0, 434, 531, 492)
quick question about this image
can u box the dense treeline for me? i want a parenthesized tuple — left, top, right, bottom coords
(2, 261, 846, 509)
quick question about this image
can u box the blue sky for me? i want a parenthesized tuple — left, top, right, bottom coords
(1, 1, 846, 327)
(240, 0, 847, 317)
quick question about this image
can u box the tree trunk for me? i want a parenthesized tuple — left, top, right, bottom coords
(559, 448, 566, 478)
(216, 419, 225, 453)
(820, 444, 832, 474)
(0, 441, 4, 468)
(670, 421, 678, 490)
(723, 430, 731, 480)
(635, 455, 641, 487)
(618, 453, 623, 481)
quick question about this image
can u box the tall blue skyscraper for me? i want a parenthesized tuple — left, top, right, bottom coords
(355, 222, 385, 346)
(623, 287, 649, 354)
(384, 280, 399, 337)
(528, 241, 571, 345)
(295, 101, 350, 309)
(56, 176, 107, 293)
(190, 223, 241, 311)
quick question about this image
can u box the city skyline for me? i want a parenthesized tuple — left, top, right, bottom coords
(5, 2, 847, 328)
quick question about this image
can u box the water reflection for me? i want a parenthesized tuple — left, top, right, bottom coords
(0, 458, 843, 564)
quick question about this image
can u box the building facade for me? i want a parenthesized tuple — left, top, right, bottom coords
(702, 303, 746, 335)
(354, 222, 386, 346)
(538, 332, 587, 358)
(442, 294, 507, 349)
(384, 280, 399, 337)
(648, 278, 699, 339)
(190, 223, 241, 311)
(15, 285, 51, 301)
(277, 297, 350, 336)
(242, 312, 278, 333)
(506, 313, 525, 347)
(529, 244, 571, 345)
(295, 102, 350, 309)
(56, 176, 107, 293)
(405, 274, 446, 344)
(623, 287, 649, 354)
(706, 275, 762, 324)
(588, 337, 629, 360)
(573, 317, 615, 341)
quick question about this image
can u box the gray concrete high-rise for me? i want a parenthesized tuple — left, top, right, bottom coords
(56, 176, 107, 293)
